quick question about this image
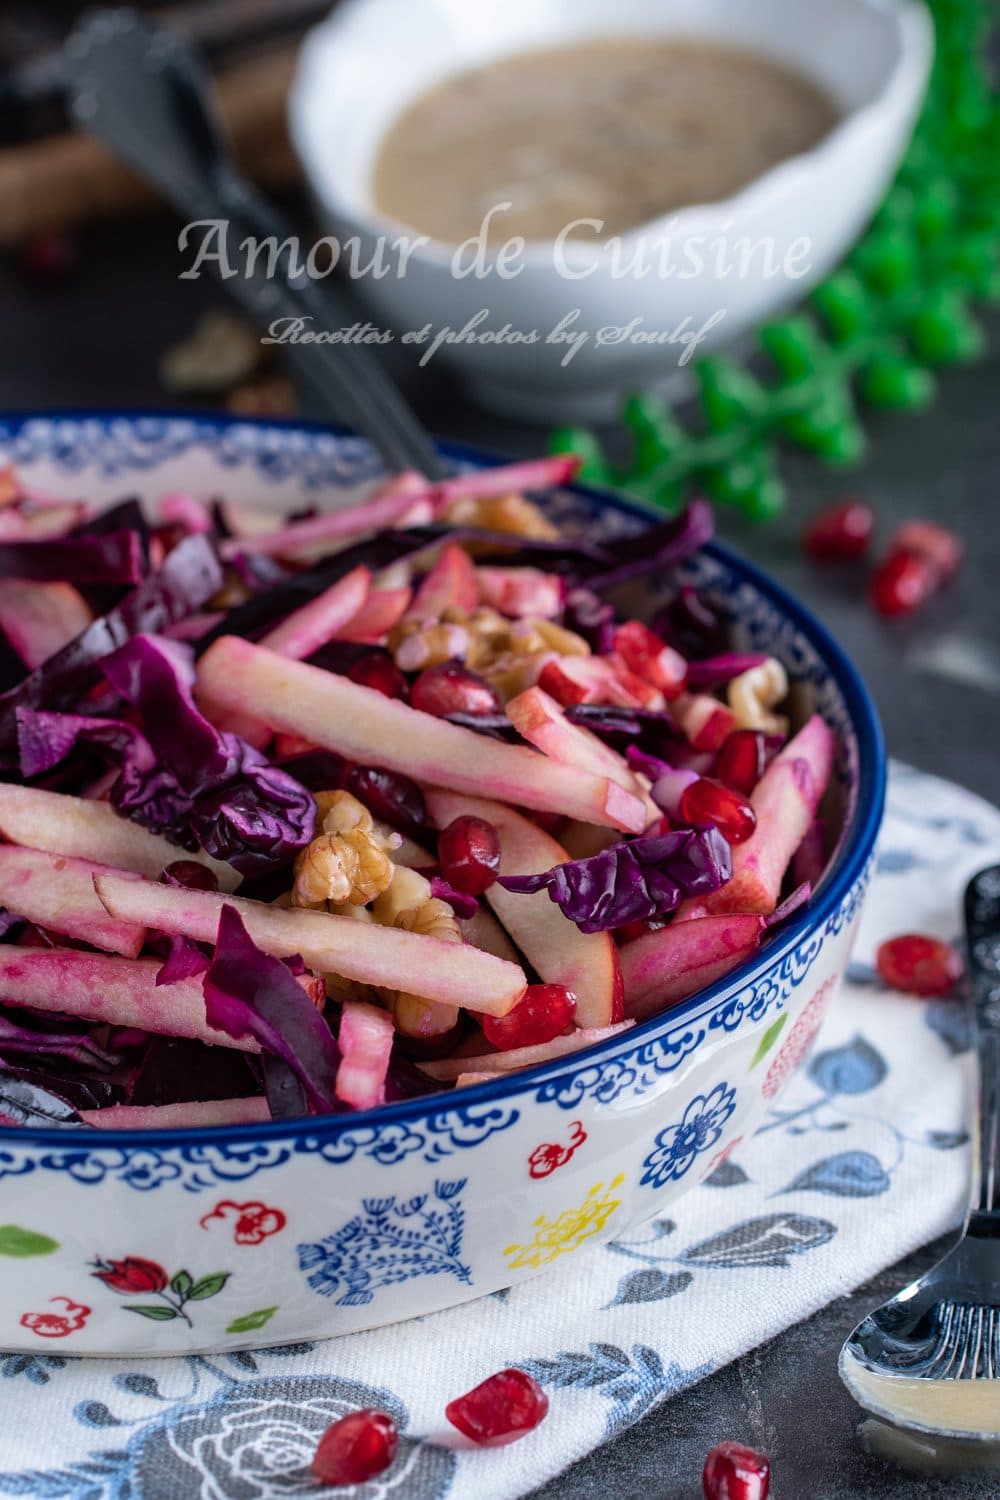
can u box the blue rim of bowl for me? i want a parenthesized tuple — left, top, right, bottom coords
(0, 410, 887, 1148)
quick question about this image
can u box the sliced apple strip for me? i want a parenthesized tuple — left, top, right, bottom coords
(219, 471, 429, 559)
(336, 1000, 394, 1110)
(704, 714, 836, 915)
(0, 783, 239, 889)
(258, 565, 371, 660)
(197, 637, 645, 831)
(418, 1022, 634, 1081)
(0, 579, 91, 669)
(0, 946, 258, 1050)
(672, 692, 738, 751)
(0, 846, 145, 956)
(335, 586, 412, 642)
(426, 789, 624, 1028)
(458, 904, 521, 964)
(619, 914, 765, 1020)
(506, 686, 648, 800)
(80, 1098, 271, 1129)
(93, 873, 526, 1014)
(408, 542, 478, 618)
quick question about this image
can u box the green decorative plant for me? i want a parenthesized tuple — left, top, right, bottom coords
(551, 0, 1000, 519)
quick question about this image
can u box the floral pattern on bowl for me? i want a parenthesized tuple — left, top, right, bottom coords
(0, 413, 885, 1353)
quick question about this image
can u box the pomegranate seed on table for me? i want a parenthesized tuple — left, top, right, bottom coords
(870, 549, 939, 616)
(891, 518, 964, 582)
(311, 1408, 398, 1485)
(679, 777, 757, 844)
(803, 498, 875, 561)
(411, 661, 501, 718)
(716, 730, 782, 796)
(876, 934, 963, 996)
(480, 984, 577, 1050)
(702, 1440, 771, 1500)
(438, 815, 502, 896)
(613, 620, 688, 697)
(445, 1368, 549, 1446)
(346, 652, 410, 701)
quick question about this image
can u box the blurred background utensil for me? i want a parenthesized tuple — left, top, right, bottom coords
(60, 6, 447, 478)
(839, 864, 1000, 1441)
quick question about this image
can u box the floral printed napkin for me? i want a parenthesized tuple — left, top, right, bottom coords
(0, 761, 994, 1500)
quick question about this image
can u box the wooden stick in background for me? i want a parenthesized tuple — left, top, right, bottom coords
(0, 46, 301, 244)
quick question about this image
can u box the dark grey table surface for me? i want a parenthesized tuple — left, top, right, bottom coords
(1, 215, 998, 1498)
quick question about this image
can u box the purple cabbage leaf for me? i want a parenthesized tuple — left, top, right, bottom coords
(0, 534, 223, 747)
(202, 904, 339, 1117)
(0, 531, 144, 587)
(17, 633, 315, 875)
(499, 827, 732, 933)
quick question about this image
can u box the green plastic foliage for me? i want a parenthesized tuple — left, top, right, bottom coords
(551, 0, 1000, 520)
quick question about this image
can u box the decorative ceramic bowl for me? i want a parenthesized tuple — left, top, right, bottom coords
(0, 413, 884, 1355)
(290, 0, 932, 420)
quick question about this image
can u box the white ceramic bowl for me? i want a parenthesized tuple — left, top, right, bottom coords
(290, 0, 932, 421)
(0, 412, 885, 1355)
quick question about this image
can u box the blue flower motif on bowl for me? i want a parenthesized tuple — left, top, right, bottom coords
(640, 1083, 738, 1188)
(297, 1178, 471, 1306)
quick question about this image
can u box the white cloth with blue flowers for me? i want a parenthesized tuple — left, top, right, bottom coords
(0, 761, 993, 1500)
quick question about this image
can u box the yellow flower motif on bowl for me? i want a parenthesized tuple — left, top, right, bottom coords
(504, 1174, 625, 1269)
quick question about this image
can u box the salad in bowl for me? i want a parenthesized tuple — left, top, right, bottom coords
(0, 414, 883, 1352)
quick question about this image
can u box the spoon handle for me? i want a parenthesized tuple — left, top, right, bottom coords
(62, 7, 448, 480)
(964, 865, 1000, 1217)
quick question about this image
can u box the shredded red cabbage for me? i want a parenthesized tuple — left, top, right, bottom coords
(0, 1012, 120, 1070)
(17, 635, 316, 875)
(652, 585, 731, 659)
(0, 532, 144, 587)
(430, 876, 479, 920)
(0, 534, 222, 747)
(583, 501, 714, 593)
(155, 936, 210, 986)
(202, 905, 339, 1117)
(498, 827, 732, 933)
(686, 653, 769, 689)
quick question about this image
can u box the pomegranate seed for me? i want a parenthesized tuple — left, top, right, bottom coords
(162, 861, 218, 892)
(613, 620, 688, 698)
(870, 549, 938, 616)
(716, 730, 782, 796)
(876, 934, 963, 996)
(411, 661, 500, 718)
(438, 815, 501, 896)
(311, 1408, 398, 1485)
(679, 777, 757, 843)
(344, 765, 426, 835)
(481, 984, 576, 1050)
(347, 651, 410, 701)
(445, 1368, 549, 1446)
(703, 1440, 771, 1500)
(891, 519, 963, 582)
(803, 498, 875, 561)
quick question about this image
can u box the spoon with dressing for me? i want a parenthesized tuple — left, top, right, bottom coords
(839, 865, 1000, 1447)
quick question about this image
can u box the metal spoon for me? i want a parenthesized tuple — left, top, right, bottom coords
(61, 6, 448, 480)
(839, 865, 1000, 1443)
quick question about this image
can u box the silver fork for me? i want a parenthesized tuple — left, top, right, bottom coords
(839, 864, 1000, 1441)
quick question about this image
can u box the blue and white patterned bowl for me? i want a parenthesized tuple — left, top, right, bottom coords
(0, 413, 885, 1355)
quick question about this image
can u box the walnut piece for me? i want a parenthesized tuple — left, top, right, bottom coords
(727, 658, 790, 735)
(293, 790, 400, 907)
(444, 491, 559, 539)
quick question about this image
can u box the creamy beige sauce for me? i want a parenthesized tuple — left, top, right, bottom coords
(849, 1364, 1000, 1437)
(373, 38, 839, 243)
